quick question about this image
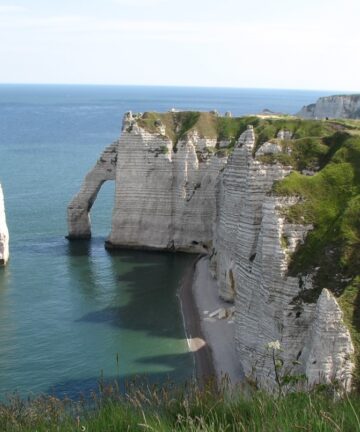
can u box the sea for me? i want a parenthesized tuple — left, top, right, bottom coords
(0, 85, 336, 399)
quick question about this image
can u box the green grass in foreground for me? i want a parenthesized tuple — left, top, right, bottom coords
(1, 380, 360, 432)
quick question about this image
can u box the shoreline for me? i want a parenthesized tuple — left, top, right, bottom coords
(179, 255, 216, 386)
(180, 255, 244, 387)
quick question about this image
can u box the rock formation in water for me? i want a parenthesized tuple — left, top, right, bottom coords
(67, 142, 118, 239)
(68, 111, 228, 252)
(297, 94, 360, 119)
(0, 184, 9, 266)
(68, 111, 359, 391)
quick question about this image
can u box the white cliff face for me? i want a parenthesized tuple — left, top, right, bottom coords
(211, 127, 292, 301)
(0, 184, 9, 266)
(212, 127, 355, 390)
(297, 94, 360, 119)
(68, 112, 355, 390)
(108, 121, 227, 252)
(67, 142, 118, 239)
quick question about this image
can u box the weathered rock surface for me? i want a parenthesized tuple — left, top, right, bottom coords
(68, 112, 355, 390)
(107, 126, 226, 252)
(211, 127, 355, 390)
(68, 112, 228, 252)
(301, 289, 354, 391)
(211, 127, 292, 301)
(67, 142, 118, 239)
(0, 184, 9, 266)
(297, 94, 360, 119)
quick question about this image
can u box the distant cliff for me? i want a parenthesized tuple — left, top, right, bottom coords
(297, 94, 360, 119)
(68, 112, 360, 391)
(0, 184, 9, 266)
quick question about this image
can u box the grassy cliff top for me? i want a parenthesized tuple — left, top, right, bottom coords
(135, 111, 360, 147)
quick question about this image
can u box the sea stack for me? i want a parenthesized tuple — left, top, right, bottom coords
(0, 184, 9, 266)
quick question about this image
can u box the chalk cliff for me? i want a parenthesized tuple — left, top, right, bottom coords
(0, 184, 9, 266)
(68, 111, 228, 252)
(107, 113, 228, 252)
(297, 94, 360, 119)
(68, 112, 358, 390)
(211, 126, 292, 301)
(67, 142, 118, 239)
(211, 125, 355, 389)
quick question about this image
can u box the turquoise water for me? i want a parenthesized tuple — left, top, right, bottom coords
(0, 85, 335, 398)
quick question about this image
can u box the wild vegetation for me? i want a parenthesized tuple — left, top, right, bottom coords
(270, 127, 360, 383)
(1, 379, 360, 432)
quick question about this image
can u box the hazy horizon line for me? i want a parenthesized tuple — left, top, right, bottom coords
(0, 82, 358, 94)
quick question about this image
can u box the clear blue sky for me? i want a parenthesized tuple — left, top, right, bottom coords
(0, 0, 359, 90)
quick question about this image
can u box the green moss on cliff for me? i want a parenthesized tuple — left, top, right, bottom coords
(273, 134, 360, 277)
(137, 112, 257, 153)
(273, 132, 360, 379)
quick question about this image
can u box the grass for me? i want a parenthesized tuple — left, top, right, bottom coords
(272, 134, 360, 281)
(136, 112, 360, 157)
(136, 112, 257, 153)
(1, 380, 360, 432)
(137, 112, 206, 145)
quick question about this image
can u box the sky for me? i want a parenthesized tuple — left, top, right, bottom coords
(0, 0, 359, 90)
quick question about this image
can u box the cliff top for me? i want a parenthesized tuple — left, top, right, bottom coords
(320, 94, 360, 101)
(133, 110, 360, 148)
(135, 111, 243, 144)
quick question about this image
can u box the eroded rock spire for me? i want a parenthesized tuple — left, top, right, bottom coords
(0, 184, 9, 266)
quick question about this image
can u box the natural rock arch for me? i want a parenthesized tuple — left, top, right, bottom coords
(67, 142, 118, 239)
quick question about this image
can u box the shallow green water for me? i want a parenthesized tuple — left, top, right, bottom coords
(0, 235, 194, 398)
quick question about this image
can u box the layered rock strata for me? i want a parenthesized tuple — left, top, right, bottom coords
(68, 112, 355, 390)
(108, 126, 227, 252)
(67, 142, 118, 239)
(0, 184, 9, 266)
(302, 289, 354, 391)
(297, 94, 360, 119)
(211, 127, 354, 390)
(69, 112, 228, 252)
(211, 126, 292, 301)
